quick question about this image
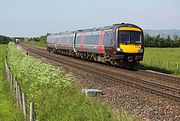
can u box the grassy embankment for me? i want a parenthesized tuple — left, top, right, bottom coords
(0, 44, 23, 120)
(26, 41, 46, 48)
(141, 48, 180, 76)
(8, 42, 131, 121)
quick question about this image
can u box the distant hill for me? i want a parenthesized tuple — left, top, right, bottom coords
(144, 30, 180, 38)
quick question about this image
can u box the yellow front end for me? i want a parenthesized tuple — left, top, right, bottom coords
(118, 27, 143, 54)
(120, 43, 141, 53)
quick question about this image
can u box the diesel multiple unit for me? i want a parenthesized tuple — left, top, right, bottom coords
(47, 23, 144, 67)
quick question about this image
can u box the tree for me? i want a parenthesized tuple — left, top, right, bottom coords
(0, 35, 11, 44)
(172, 35, 180, 47)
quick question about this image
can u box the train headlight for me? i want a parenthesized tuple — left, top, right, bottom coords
(117, 47, 121, 52)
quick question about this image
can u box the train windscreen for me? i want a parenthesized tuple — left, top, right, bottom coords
(119, 31, 141, 44)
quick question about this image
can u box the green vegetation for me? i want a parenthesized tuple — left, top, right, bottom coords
(141, 48, 180, 76)
(0, 35, 11, 44)
(0, 44, 23, 121)
(27, 34, 180, 48)
(27, 35, 47, 47)
(8, 43, 128, 121)
(135, 33, 180, 75)
(145, 34, 180, 47)
(26, 40, 47, 48)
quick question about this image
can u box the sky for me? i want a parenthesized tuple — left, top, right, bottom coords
(0, 0, 180, 37)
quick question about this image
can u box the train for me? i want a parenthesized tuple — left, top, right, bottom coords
(46, 23, 144, 68)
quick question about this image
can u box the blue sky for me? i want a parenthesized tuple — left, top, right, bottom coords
(0, 0, 180, 37)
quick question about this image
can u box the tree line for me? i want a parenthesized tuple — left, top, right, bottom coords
(144, 34, 180, 47)
(11, 33, 180, 48)
(28, 35, 47, 43)
(0, 35, 11, 44)
(30, 34, 180, 48)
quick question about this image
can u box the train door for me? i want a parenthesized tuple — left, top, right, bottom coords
(73, 32, 77, 52)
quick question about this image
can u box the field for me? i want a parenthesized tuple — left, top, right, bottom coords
(0, 44, 22, 120)
(141, 48, 180, 76)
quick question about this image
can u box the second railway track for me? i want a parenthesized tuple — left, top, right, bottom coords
(23, 44, 180, 102)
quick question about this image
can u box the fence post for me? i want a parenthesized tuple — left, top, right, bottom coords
(150, 59, 152, 67)
(177, 61, 179, 70)
(9, 73, 13, 91)
(167, 61, 169, 69)
(17, 85, 22, 109)
(10, 73, 13, 84)
(5, 59, 10, 82)
(30, 102, 35, 121)
(15, 81, 18, 99)
(159, 60, 162, 67)
(14, 79, 16, 95)
(10, 75, 14, 91)
(22, 93, 27, 121)
(12, 76, 16, 93)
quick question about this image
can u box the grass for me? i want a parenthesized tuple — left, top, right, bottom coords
(0, 44, 23, 121)
(8, 43, 130, 121)
(141, 48, 180, 76)
(25, 41, 46, 48)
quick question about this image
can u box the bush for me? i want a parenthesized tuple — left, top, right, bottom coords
(0, 35, 11, 44)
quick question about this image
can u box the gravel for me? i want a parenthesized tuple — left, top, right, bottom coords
(23, 45, 180, 121)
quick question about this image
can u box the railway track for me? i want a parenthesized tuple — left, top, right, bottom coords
(23, 45, 180, 102)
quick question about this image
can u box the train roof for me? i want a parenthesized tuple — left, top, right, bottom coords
(47, 23, 142, 36)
